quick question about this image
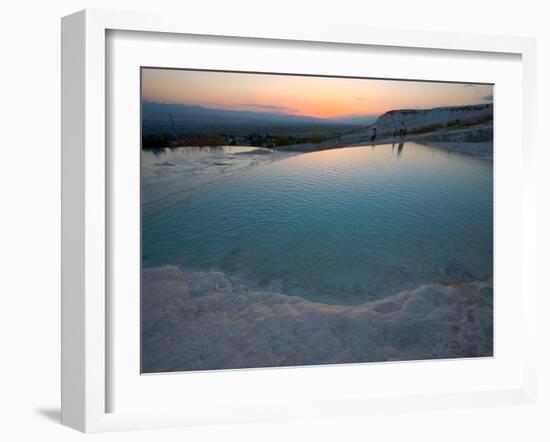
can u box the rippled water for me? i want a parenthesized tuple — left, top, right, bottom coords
(142, 143, 493, 304)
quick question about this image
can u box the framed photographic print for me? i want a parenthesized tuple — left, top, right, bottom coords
(140, 67, 495, 374)
(61, 9, 538, 432)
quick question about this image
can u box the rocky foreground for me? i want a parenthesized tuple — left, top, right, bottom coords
(142, 266, 493, 373)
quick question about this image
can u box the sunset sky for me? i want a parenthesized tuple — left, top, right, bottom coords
(142, 68, 493, 120)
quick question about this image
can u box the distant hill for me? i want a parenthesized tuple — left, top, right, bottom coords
(141, 101, 367, 135)
(333, 115, 378, 125)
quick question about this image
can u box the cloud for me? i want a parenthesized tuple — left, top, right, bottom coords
(239, 103, 299, 114)
(483, 94, 494, 102)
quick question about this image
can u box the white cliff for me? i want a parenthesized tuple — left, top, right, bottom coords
(279, 103, 493, 156)
(371, 103, 493, 136)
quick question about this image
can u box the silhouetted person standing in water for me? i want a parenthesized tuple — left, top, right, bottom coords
(370, 127, 377, 143)
(399, 121, 407, 138)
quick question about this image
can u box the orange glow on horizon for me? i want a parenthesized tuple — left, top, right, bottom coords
(142, 69, 493, 120)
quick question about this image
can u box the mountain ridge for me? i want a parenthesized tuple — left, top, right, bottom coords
(141, 101, 375, 134)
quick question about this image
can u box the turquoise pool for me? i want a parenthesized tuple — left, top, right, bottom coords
(142, 142, 493, 305)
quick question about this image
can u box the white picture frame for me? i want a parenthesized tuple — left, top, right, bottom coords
(61, 9, 538, 433)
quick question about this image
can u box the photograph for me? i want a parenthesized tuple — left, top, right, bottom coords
(140, 68, 494, 373)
